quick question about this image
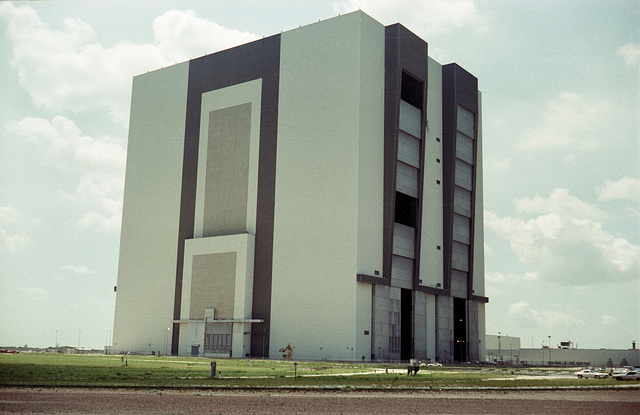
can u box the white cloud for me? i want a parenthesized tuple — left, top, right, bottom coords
(600, 315, 618, 326)
(0, 226, 31, 254)
(0, 4, 258, 124)
(18, 286, 51, 301)
(493, 158, 512, 171)
(514, 188, 606, 220)
(486, 271, 538, 284)
(486, 189, 640, 285)
(60, 265, 95, 275)
(597, 176, 640, 202)
(617, 43, 640, 66)
(9, 116, 125, 232)
(333, 0, 489, 36)
(152, 9, 257, 61)
(0, 205, 31, 253)
(74, 172, 124, 232)
(11, 116, 125, 172)
(508, 301, 584, 329)
(0, 206, 20, 222)
(517, 92, 612, 152)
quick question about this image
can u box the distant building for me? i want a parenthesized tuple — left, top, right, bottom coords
(485, 334, 521, 363)
(112, 11, 486, 362)
(486, 335, 640, 367)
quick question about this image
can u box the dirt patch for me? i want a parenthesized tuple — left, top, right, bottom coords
(1, 387, 639, 414)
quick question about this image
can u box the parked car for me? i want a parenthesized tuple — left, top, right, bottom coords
(613, 371, 640, 381)
(611, 368, 629, 377)
(575, 369, 608, 379)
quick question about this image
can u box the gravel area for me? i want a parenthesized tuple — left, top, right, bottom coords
(1, 387, 639, 414)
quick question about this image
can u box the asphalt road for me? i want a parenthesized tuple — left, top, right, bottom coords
(1, 387, 639, 414)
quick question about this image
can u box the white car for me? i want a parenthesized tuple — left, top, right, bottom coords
(575, 369, 608, 379)
(613, 371, 640, 381)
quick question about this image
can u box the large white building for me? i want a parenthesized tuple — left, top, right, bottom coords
(112, 11, 487, 362)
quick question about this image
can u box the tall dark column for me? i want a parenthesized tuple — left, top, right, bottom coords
(172, 35, 281, 356)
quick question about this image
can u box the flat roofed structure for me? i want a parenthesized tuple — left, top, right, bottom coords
(112, 10, 487, 362)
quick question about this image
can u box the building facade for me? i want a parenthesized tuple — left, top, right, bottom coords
(486, 335, 640, 367)
(112, 11, 487, 362)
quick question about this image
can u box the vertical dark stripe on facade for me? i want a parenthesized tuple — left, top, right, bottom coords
(384, 24, 428, 359)
(383, 25, 400, 283)
(441, 63, 478, 296)
(383, 24, 429, 282)
(172, 35, 281, 356)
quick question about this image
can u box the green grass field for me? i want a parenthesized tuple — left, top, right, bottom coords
(0, 353, 630, 389)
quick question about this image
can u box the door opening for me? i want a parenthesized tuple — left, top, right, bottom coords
(401, 289, 412, 360)
(453, 297, 467, 362)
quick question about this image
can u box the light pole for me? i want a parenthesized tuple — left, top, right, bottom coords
(509, 342, 512, 364)
(497, 332, 501, 363)
(548, 335, 551, 365)
(164, 327, 171, 356)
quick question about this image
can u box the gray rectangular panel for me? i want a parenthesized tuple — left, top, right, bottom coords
(454, 160, 472, 191)
(457, 105, 475, 138)
(398, 131, 420, 167)
(391, 255, 414, 289)
(396, 161, 419, 198)
(450, 270, 468, 298)
(451, 241, 469, 272)
(453, 187, 472, 217)
(456, 132, 474, 165)
(399, 100, 422, 138)
(393, 222, 415, 259)
(203, 104, 251, 236)
(453, 213, 471, 244)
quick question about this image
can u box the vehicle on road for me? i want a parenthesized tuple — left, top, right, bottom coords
(613, 371, 640, 381)
(420, 362, 443, 367)
(611, 368, 629, 377)
(575, 369, 608, 379)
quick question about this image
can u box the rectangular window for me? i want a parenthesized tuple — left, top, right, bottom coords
(457, 105, 475, 138)
(396, 161, 419, 198)
(392, 255, 414, 286)
(397, 131, 420, 168)
(401, 72, 423, 109)
(204, 333, 232, 354)
(454, 160, 473, 190)
(456, 132, 474, 165)
(453, 187, 472, 217)
(452, 241, 469, 272)
(393, 223, 416, 259)
(399, 100, 422, 138)
(453, 213, 471, 244)
(389, 336, 401, 354)
(450, 269, 468, 298)
(395, 191, 417, 228)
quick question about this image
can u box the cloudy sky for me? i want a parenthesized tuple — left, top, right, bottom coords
(1, 0, 638, 351)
